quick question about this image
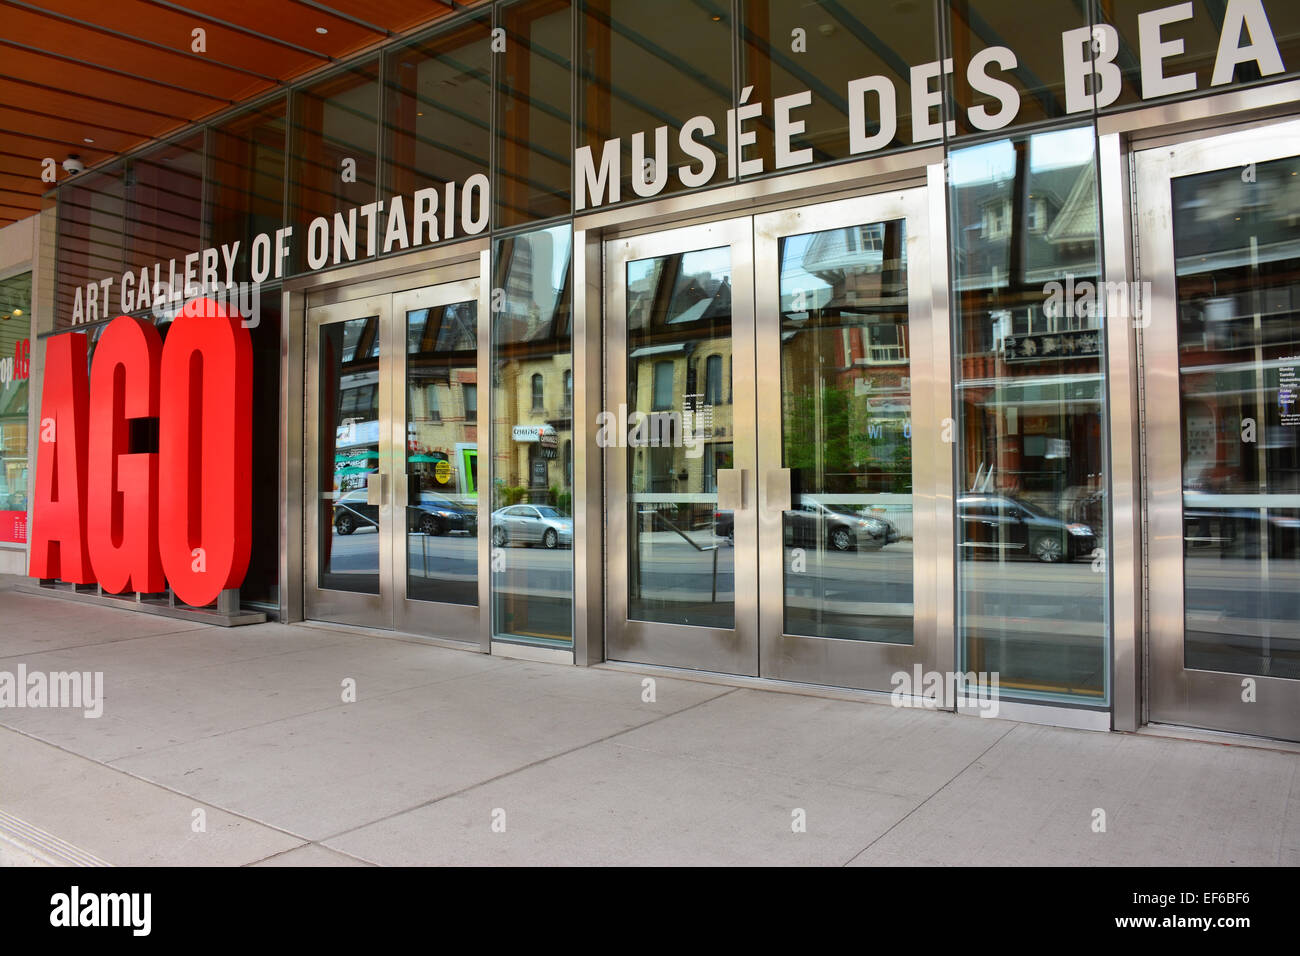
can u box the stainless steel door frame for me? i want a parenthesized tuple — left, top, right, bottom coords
(1137, 118, 1300, 740)
(753, 187, 950, 689)
(305, 293, 395, 628)
(391, 278, 488, 640)
(604, 216, 760, 674)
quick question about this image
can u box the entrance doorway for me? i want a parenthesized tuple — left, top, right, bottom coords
(604, 188, 953, 690)
(1137, 119, 1300, 741)
(304, 276, 488, 640)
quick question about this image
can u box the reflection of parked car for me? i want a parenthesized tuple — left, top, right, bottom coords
(333, 489, 377, 535)
(958, 493, 1095, 562)
(490, 504, 573, 549)
(334, 488, 477, 536)
(713, 501, 900, 551)
(408, 494, 477, 536)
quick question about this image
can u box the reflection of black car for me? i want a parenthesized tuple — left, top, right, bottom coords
(333, 490, 376, 536)
(713, 501, 901, 551)
(958, 493, 1095, 563)
(408, 495, 477, 536)
(333, 489, 477, 536)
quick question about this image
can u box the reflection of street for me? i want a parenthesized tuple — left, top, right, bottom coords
(784, 541, 913, 643)
(960, 556, 1105, 639)
(1185, 556, 1300, 676)
(327, 528, 379, 574)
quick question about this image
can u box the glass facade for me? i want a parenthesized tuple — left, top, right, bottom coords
(1172, 155, 1300, 680)
(26, 0, 1300, 735)
(0, 273, 31, 547)
(490, 224, 574, 645)
(950, 127, 1107, 705)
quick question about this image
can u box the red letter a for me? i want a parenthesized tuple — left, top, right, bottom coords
(29, 332, 94, 583)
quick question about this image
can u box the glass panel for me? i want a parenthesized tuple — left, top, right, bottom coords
(288, 60, 380, 274)
(406, 299, 480, 606)
(495, 0, 572, 228)
(384, 14, 491, 241)
(491, 225, 574, 644)
(626, 245, 734, 628)
(742, 0, 939, 162)
(1172, 154, 1300, 679)
(318, 315, 381, 594)
(1100, 1, 1300, 112)
(0, 272, 31, 546)
(950, 127, 1108, 704)
(124, 134, 205, 286)
(209, 97, 286, 282)
(779, 221, 913, 643)
(947, 0, 1088, 134)
(579, 0, 732, 200)
(54, 167, 127, 329)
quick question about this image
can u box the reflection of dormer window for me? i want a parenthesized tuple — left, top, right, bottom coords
(1027, 198, 1047, 233)
(983, 200, 1010, 239)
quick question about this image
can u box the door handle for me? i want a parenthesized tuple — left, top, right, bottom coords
(366, 472, 386, 506)
(766, 468, 791, 513)
(716, 468, 747, 511)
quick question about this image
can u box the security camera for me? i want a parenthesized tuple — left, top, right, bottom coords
(62, 155, 85, 175)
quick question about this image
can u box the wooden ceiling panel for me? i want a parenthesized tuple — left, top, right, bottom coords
(177, 0, 386, 56)
(32, 0, 333, 79)
(0, 0, 487, 227)
(0, 44, 229, 117)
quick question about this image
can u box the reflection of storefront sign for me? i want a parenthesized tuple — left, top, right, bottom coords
(0, 339, 29, 385)
(512, 425, 557, 447)
(0, 510, 26, 544)
(31, 300, 253, 607)
(434, 460, 452, 483)
(1279, 359, 1299, 426)
(1002, 329, 1100, 361)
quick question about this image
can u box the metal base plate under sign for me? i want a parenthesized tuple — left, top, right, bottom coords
(19, 583, 267, 627)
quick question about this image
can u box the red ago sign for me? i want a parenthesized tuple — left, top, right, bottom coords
(29, 298, 253, 607)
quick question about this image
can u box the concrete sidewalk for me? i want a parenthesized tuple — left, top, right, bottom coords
(0, 579, 1296, 866)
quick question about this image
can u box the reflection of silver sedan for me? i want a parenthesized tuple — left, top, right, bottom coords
(491, 504, 573, 549)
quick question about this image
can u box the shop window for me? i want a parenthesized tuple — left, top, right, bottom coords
(947, 0, 1087, 136)
(209, 97, 287, 282)
(384, 13, 491, 240)
(288, 59, 380, 274)
(0, 273, 31, 547)
(652, 361, 674, 410)
(949, 126, 1107, 706)
(741, 0, 939, 166)
(491, 224, 573, 645)
(125, 133, 204, 288)
(704, 354, 723, 405)
(1098, 1, 1300, 113)
(495, 0, 572, 227)
(463, 383, 477, 423)
(54, 167, 127, 329)
(579, 0, 733, 203)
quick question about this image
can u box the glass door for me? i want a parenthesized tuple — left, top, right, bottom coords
(1138, 119, 1300, 741)
(754, 189, 951, 690)
(604, 217, 759, 674)
(306, 295, 393, 627)
(305, 279, 488, 640)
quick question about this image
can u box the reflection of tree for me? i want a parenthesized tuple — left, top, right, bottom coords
(783, 385, 912, 494)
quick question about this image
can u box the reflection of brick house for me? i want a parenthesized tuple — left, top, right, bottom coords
(950, 155, 1104, 509)
(627, 259, 734, 502)
(781, 222, 911, 494)
(492, 234, 574, 506)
